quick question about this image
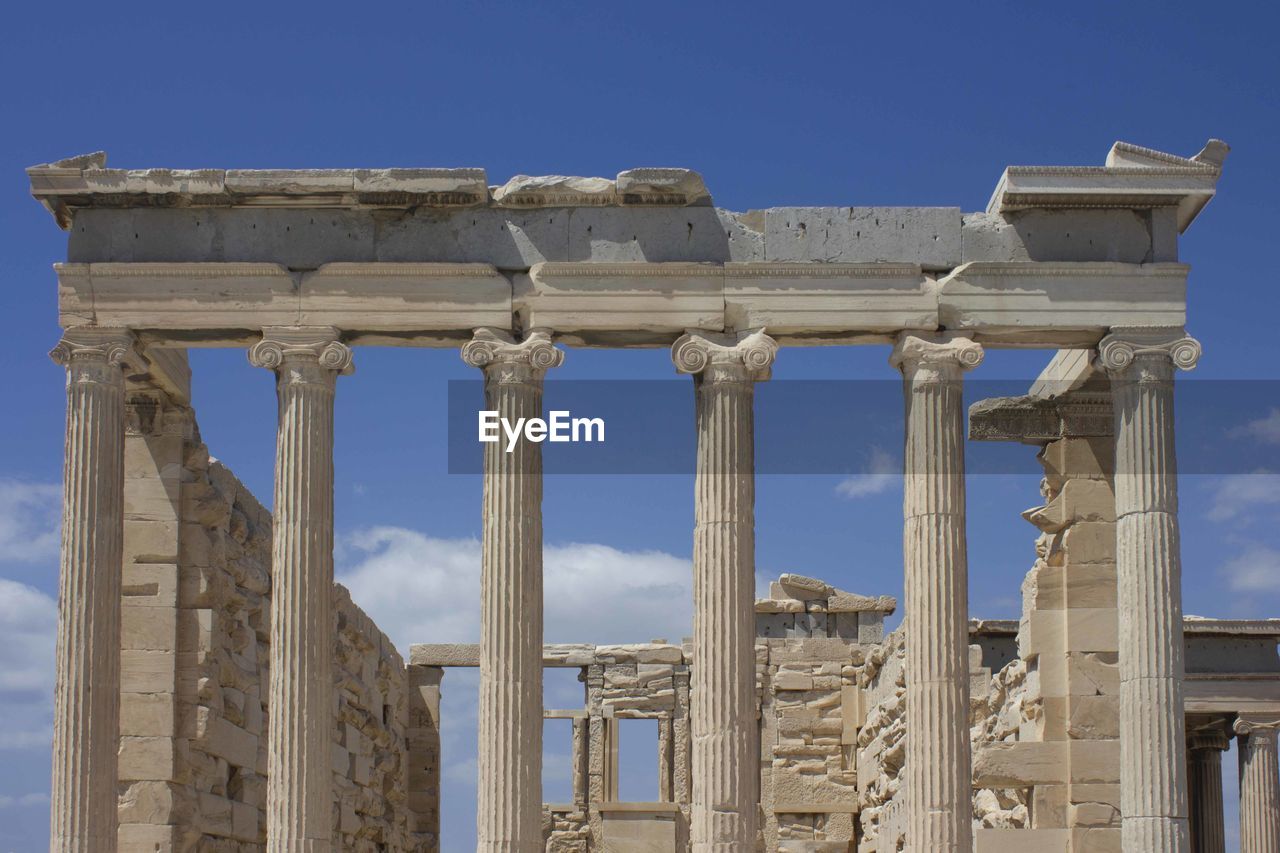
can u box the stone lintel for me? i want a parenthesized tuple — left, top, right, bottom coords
(407, 642, 688, 668)
(60, 260, 1193, 348)
(939, 262, 1189, 334)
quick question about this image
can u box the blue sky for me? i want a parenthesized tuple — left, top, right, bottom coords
(2, 1, 1278, 850)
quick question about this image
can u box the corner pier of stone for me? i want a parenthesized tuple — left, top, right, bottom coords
(29, 138, 1262, 853)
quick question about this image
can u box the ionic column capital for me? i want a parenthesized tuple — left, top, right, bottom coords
(1096, 326, 1201, 375)
(462, 328, 564, 384)
(50, 328, 144, 375)
(1234, 715, 1280, 741)
(889, 332, 984, 378)
(248, 326, 354, 375)
(1189, 726, 1232, 753)
(671, 328, 777, 383)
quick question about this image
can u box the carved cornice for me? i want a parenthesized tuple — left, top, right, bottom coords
(248, 327, 353, 374)
(1095, 326, 1201, 374)
(968, 390, 1113, 444)
(671, 329, 777, 382)
(461, 328, 564, 381)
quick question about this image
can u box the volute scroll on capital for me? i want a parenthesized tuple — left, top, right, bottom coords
(247, 327, 354, 374)
(889, 332, 984, 375)
(49, 327, 145, 372)
(671, 329, 778, 381)
(460, 328, 565, 381)
(1234, 715, 1280, 740)
(1095, 326, 1202, 374)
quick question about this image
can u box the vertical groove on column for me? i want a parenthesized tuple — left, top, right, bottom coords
(1187, 735, 1227, 853)
(266, 363, 338, 853)
(50, 345, 126, 853)
(1111, 353, 1191, 853)
(899, 353, 973, 853)
(690, 375, 758, 851)
(1238, 726, 1280, 853)
(476, 376, 544, 852)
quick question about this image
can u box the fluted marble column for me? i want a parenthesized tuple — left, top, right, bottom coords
(672, 329, 777, 851)
(48, 329, 141, 853)
(1236, 717, 1280, 853)
(890, 332, 983, 853)
(462, 328, 564, 852)
(249, 327, 353, 853)
(1097, 327, 1201, 852)
(1187, 726, 1229, 853)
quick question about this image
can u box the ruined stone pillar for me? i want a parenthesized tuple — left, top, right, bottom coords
(48, 329, 140, 853)
(1235, 717, 1280, 853)
(889, 332, 983, 853)
(1187, 726, 1229, 853)
(672, 329, 777, 851)
(462, 328, 563, 852)
(249, 327, 353, 853)
(1097, 327, 1200, 852)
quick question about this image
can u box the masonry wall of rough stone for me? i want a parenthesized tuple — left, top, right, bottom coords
(117, 398, 413, 851)
(755, 574, 894, 851)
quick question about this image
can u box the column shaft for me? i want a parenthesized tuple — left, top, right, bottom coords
(891, 333, 982, 853)
(1100, 328, 1200, 852)
(251, 329, 352, 853)
(1237, 721, 1280, 853)
(463, 329, 562, 852)
(1187, 729, 1228, 853)
(49, 331, 136, 853)
(673, 330, 776, 852)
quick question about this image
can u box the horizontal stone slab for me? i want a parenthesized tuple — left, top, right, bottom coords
(517, 262, 724, 335)
(53, 258, 1196, 346)
(938, 262, 1188, 333)
(57, 261, 512, 332)
(409, 642, 687, 667)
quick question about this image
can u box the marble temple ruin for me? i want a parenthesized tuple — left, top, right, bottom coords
(27, 138, 1280, 851)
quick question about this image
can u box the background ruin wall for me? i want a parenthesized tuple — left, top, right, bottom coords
(116, 392, 421, 851)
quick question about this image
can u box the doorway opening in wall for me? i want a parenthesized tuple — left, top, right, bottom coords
(543, 717, 575, 804)
(544, 666, 584, 804)
(617, 717, 660, 802)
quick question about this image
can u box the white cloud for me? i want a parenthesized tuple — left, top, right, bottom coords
(0, 480, 61, 563)
(0, 578, 57, 751)
(1206, 471, 1280, 522)
(1230, 408, 1280, 445)
(835, 446, 898, 499)
(1221, 545, 1280, 594)
(0, 792, 50, 808)
(336, 527, 693, 658)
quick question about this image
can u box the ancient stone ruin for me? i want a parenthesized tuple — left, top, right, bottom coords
(29, 139, 1280, 851)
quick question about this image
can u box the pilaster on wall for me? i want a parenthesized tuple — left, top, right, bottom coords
(407, 665, 443, 852)
(117, 387, 197, 851)
(969, 387, 1122, 852)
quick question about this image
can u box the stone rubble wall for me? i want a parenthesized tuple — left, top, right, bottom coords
(968, 432, 1123, 851)
(854, 629, 906, 853)
(756, 574, 895, 851)
(117, 400, 415, 851)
